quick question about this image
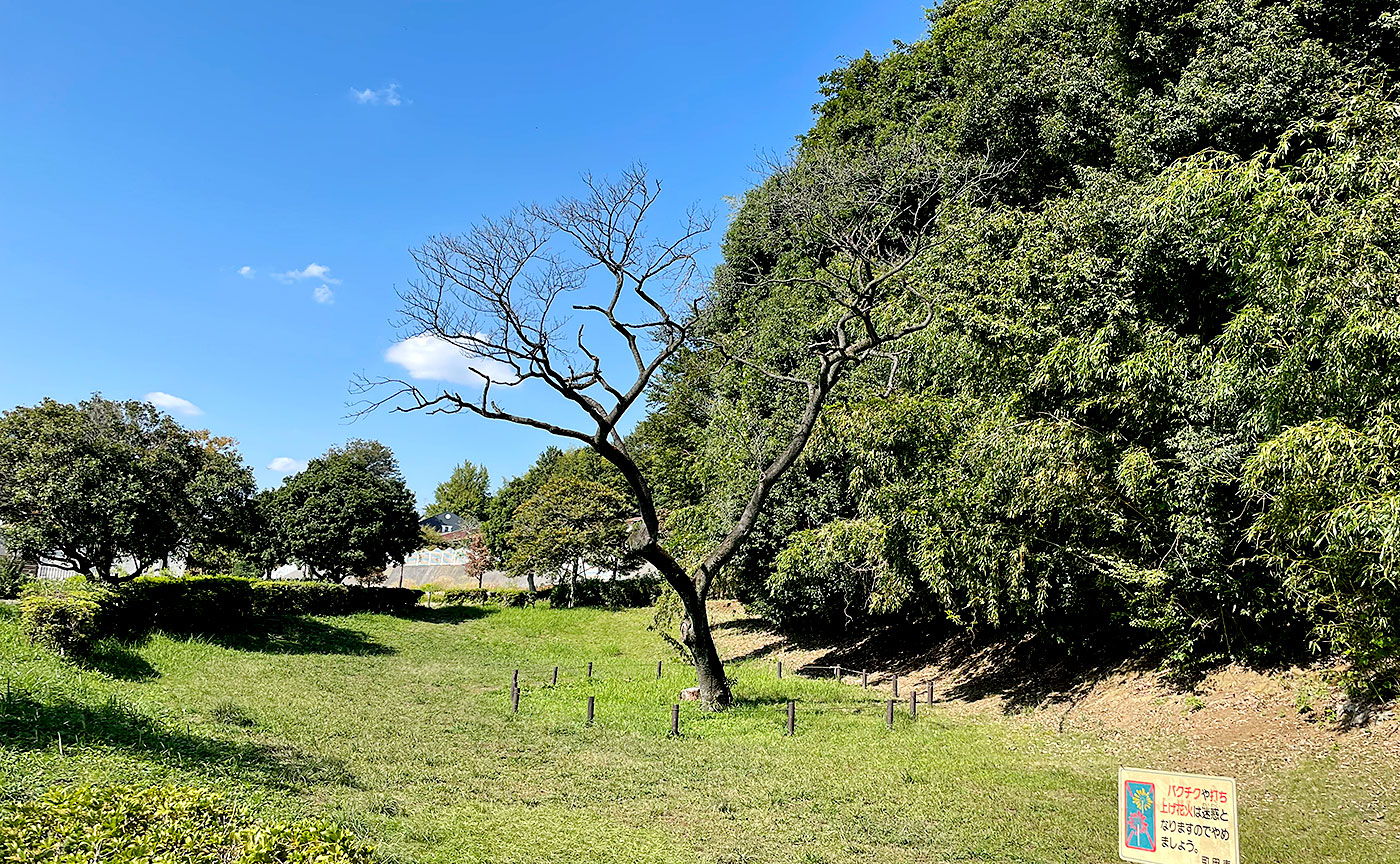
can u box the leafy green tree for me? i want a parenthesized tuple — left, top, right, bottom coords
(424, 461, 491, 521)
(505, 474, 632, 602)
(263, 440, 420, 583)
(0, 396, 256, 583)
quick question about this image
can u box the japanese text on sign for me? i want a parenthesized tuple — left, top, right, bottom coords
(1119, 768, 1240, 864)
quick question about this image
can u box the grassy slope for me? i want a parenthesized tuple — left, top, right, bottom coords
(0, 604, 1393, 863)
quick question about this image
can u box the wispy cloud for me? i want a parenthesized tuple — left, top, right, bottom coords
(385, 335, 518, 387)
(351, 84, 403, 107)
(274, 263, 340, 284)
(145, 392, 203, 417)
(314, 284, 335, 304)
(238, 265, 255, 278)
(267, 457, 307, 473)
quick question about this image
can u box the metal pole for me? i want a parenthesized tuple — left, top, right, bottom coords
(657, 660, 663, 679)
(862, 670, 868, 688)
(587, 661, 593, 679)
(511, 685, 519, 713)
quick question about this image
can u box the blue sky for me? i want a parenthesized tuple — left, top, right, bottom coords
(0, 2, 929, 507)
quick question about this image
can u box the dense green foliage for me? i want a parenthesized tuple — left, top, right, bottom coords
(424, 460, 492, 521)
(19, 588, 108, 657)
(639, 0, 1400, 688)
(0, 785, 373, 863)
(258, 440, 420, 583)
(0, 396, 256, 583)
(506, 474, 635, 594)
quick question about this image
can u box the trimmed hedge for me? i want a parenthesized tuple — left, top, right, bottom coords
(18, 589, 110, 657)
(0, 784, 374, 863)
(439, 586, 544, 607)
(19, 575, 423, 656)
(550, 576, 662, 609)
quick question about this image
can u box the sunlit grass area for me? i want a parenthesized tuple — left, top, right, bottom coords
(1, 604, 1392, 863)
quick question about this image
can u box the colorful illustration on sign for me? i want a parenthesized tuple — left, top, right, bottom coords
(1125, 781, 1156, 851)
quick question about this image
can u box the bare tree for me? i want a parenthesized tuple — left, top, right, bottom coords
(357, 146, 1004, 708)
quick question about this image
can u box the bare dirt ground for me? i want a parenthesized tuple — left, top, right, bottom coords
(707, 598, 1400, 806)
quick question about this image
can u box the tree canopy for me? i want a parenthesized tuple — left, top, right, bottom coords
(424, 460, 491, 522)
(0, 396, 256, 583)
(261, 440, 420, 583)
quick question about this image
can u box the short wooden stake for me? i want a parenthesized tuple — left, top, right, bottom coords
(670, 704, 680, 737)
(777, 661, 783, 679)
(786, 700, 796, 736)
(552, 666, 559, 685)
(657, 660, 663, 679)
(927, 682, 935, 704)
(886, 699, 895, 729)
(909, 690, 917, 719)
(513, 668, 519, 688)
(861, 670, 868, 688)
(511, 685, 520, 713)
(587, 661, 593, 679)
(834, 665, 841, 681)
(892, 675, 899, 698)
(586, 695, 595, 724)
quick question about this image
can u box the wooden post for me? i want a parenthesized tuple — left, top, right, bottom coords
(511, 685, 520, 713)
(886, 699, 895, 729)
(786, 700, 796, 736)
(587, 661, 593, 679)
(777, 661, 783, 679)
(834, 665, 841, 681)
(586, 695, 595, 725)
(671, 704, 680, 737)
(909, 690, 917, 719)
(513, 669, 519, 689)
(552, 666, 559, 686)
(861, 670, 868, 688)
(927, 682, 935, 704)
(892, 675, 899, 698)
(657, 660, 663, 679)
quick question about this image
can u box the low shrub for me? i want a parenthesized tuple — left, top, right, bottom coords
(253, 580, 354, 616)
(0, 784, 374, 863)
(551, 576, 662, 609)
(18, 588, 111, 657)
(0, 557, 30, 599)
(440, 586, 542, 607)
(118, 575, 258, 635)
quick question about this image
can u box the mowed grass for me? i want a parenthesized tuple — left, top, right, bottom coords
(0, 604, 1394, 863)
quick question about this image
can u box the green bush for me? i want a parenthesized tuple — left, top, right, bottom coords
(551, 576, 661, 609)
(118, 575, 258, 635)
(440, 586, 542, 607)
(0, 557, 30, 599)
(18, 589, 110, 657)
(253, 579, 354, 616)
(0, 784, 374, 863)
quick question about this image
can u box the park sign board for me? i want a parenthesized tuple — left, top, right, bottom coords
(1119, 768, 1239, 864)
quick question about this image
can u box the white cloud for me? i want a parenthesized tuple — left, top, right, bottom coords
(313, 284, 335, 304)
(385, 334, 518, 387)
(145, 392, 203, 417)
(275, 262, 340, 284)
(238, 265, 255, 278)
(351, 84, 402, 107)
(267, 457, 308, 473)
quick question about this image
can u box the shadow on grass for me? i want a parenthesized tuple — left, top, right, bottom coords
(0, 688, 358, 790)
(205, 616, 394, 656)
(407, 605, 497, 625)
(81, 640, 159, 682)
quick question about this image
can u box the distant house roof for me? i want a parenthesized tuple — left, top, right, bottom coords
(419, 512, 464, 533)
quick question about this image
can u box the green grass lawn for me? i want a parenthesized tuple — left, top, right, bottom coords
(1, 604, 1393, 863)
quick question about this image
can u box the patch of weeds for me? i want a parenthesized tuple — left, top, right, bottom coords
(1181, 694, 1205, 714)
(211, 700, 256, 728)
